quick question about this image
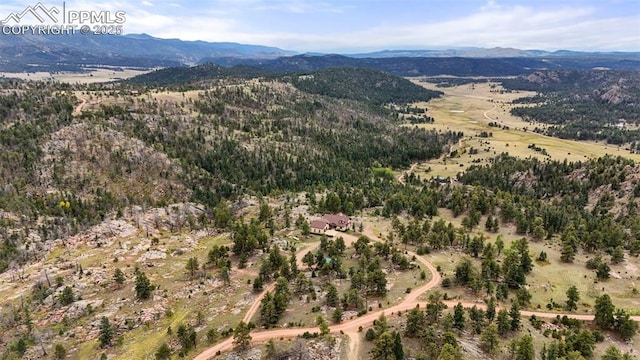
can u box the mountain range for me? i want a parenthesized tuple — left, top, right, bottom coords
(0, 33, 638, 72)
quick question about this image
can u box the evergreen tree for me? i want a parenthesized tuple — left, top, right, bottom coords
(594, 294, 615, 329)
(113, 268, 125, 287)
(326, 284, 339, 307)
(566, 285, 579, 311)
(135, 269, 153, 300)
(453, 303, 465, 331)
(155, 343, 171, 360)
(332, 307, 343, 324)
(392, 331, 404, 360)
(405, 307, 426, 338)
(263, 340, 276, 360)
(54, 344, 66, 360)
(426, 291, 446, 322)
(233, 321, 252, 351)
(99, 317, 114, 348)
(371, 331, 396, 360)
(317, 315, 330, 335)
(59, 286, 75, 306)
(497, 309, 510, 335)
(480, 323, 499, 356)
(186, 257, 199, 278)
(515, 334, 534, 360)
(495, 235, 504, 256)
(596, 263, 611, 280)
(510, 302, 521, 331)
(560, 241, 576, 263)
(601, 346, 626, 360)
(486, 297, 496, 321)
(615, 309, 638, 340)
(438, 343, 462, 360)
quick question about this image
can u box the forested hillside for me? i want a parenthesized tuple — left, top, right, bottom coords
(286, 67, 442, 105)
(503, 70, 640, 145)
(0, 75, 460, 274)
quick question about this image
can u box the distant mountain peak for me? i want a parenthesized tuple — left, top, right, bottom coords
(124, 33, 156, 40)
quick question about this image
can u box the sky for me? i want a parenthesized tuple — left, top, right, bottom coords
(1, 0, 639, 52)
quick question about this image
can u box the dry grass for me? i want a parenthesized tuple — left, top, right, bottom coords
(405, 81, 640, 179)
(0, 68, 150, 84)
(430, 210, 640, 315)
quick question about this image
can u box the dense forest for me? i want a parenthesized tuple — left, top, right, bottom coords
(286, 67, 443, 105)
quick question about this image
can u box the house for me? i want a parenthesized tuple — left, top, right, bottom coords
(310, 220, 329, 235)
(321, 213, 351, 232)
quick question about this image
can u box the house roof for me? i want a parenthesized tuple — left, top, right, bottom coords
(310, 220, 329, 229)
(322, 213, 350, 226)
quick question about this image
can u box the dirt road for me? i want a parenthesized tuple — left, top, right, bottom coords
(397, 163, 417, 185)
(72, 98, 87, 116)
(193, 164, 639, 359)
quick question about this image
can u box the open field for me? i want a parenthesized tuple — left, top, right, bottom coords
(428, 209, 640, 315)
(406, 80, 640, 179)
(0, 68, 151, 84)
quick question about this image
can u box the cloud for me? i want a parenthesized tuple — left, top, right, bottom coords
(47, 1, 638, 52)
(482, 0, 502, 11)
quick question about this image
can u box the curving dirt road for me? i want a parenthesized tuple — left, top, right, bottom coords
(193, 171, 640, 359)
(193, 226, 439, 359)
(72, 98, 87, 116)
(397, 163, 418, 185)
(482, 101, 497, 122)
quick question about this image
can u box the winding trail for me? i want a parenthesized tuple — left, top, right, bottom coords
(397, 163, 417, 185)
(72, 98, 87, 116)
(482, 101, 497, 122)
(194, 165, 640, 359)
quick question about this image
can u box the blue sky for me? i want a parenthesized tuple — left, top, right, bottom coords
(1, 0, 639, 52)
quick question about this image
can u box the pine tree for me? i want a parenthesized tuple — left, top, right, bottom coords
(54, 344, 67, 360)
(615, 309, 638, 340)
(135, 269, 153, 300)
(332, 307, 343, 324)
(497, 309, 510, 335)
(264, 339, 277, 360)
(453, 303, 465, 331)
(405, 307, 426, 338)
(113, 268, 125, 287)
(99, 317, 114, 348)
(515, 334, 534, 360)
(392, 331, 404, 360)
(566, 285, 579, 311)
(155, 343, 171, 360)
(233, 321, 252, 351)
(480, 323, 499, 355)
(371, 331, 395, 360)
(438, 343, 462, 360)
(509, 302, 521, 331)
(59, 286, 75, 305)
(560, 241, 576, 263)
(486, 297, 496, 321)
(317, 315, 329, 335)
(186, 257, 199, 278)
(594, 294, 615, 329)
(326, 284, 339, 307)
